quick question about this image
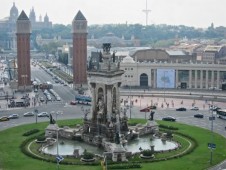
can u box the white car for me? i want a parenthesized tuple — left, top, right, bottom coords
(37, 112, 49, 117)
(23, 112, 34, 117)
(191, 107, 199, 111)
(8, 114, 19, 119)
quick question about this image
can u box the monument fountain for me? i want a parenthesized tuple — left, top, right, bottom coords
(45, 43, 160, 162)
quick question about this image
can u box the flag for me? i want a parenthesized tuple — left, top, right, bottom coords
(56, 155, 64, 162)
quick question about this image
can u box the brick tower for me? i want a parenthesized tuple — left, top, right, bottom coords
(16, 10, 32, 91)
(72, 10, 88, 89)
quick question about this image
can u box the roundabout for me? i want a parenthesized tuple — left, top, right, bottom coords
(1, 118, 226, 170)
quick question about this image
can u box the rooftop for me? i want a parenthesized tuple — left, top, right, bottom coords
(17, 10, 29, 21)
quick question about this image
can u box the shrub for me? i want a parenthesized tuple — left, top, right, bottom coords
(108, 163, 141, 169)
(159, 124, 179, 130)
(142, 149, 154, 157)
(22, 129, 40, 136)
(82, 150, 94, 160)
(36, 136, 46, 142)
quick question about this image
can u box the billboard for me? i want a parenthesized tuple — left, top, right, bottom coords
(157, 69, 175, 88)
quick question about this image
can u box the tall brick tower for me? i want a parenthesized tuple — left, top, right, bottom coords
(16, 11, 32, 91)
(72, 11, 88, 89)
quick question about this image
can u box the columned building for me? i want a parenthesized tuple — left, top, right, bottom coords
(72, 11, 88, 89)
(16, 11, 32, 91)
(120, 56, 226, 90)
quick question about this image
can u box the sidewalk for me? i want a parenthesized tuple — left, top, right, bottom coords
(0, 84, 37, 111)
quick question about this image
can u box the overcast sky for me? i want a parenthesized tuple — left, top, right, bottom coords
(1, 0, 225, 28)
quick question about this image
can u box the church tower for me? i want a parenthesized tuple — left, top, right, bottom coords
(16, 11, 32, 91)
(72, 10, 88, 89)
(29, 7, 36, 24)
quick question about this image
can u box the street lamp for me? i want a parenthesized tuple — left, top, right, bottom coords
(164, 71, 166, 102)
(34, 109, 38, 124)
(127, 81, 132, 119)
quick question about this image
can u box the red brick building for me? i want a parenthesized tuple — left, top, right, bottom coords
(72, 11, 88, 89)
(16, 10, 32, 91)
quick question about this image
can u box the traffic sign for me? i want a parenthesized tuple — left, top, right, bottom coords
(208, 143, 216, 149)
(56, 155, 64, 162)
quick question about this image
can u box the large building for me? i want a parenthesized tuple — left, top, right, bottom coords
(0, 3, 52, 50)
(16, 11, 32, 91)
(120, 55, 226, 90)
(28, 7, 52, 30)
(72, 11, 88, 89)
(0, 2, 18, 50)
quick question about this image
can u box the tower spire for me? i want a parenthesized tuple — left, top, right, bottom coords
(142, 0, 151, 26)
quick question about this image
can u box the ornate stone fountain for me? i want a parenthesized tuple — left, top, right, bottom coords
(45, 43, 159, 162)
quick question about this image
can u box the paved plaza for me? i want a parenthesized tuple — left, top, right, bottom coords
(121, 95, 226, 111)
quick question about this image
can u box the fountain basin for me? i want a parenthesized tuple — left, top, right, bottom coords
(42, 136, 177, 156)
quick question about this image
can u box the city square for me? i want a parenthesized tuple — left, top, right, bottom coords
(1, 1, 226, 170)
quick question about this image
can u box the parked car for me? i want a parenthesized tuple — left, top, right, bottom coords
(37, 112, 49, 117)
(191, 107, 199, 111)
(23, 112, 34, 117)
(0, 116, 9, 122)
(70, 100, 76, 105)
(176, 107, 187, 111)
(194, 113, 204, 118)
(8, 114, 19, 119)
(162, 116, 176, 121)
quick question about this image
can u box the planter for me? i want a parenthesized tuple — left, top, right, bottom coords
(35, 139, 47, 144)
(140, 154, 155, 159)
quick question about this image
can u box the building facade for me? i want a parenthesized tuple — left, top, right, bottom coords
(0, 3, 52, 50)
(16, 11, 32, 91)
(120, 56, 226, 90)
(29, 7, 52, 30)
(72, 11, 88, 89)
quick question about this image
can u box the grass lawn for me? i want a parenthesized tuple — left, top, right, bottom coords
(0, 119, 226, 170)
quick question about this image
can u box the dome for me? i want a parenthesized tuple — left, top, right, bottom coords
(44, 13, 49, 22)
(10, 2, 18, 18)
(122, 55, 135, 63)
(98, 33, 125, 47)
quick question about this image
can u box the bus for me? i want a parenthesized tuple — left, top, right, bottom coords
(216, 109, 226, 120)
(75, 95, 92, 105)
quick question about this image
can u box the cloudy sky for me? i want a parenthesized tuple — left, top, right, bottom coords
(1, 0, 225, 28)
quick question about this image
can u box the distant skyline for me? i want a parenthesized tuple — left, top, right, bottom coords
(1, 0, 226, 28)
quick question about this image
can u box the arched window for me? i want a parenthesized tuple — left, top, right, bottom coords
(140, 73, 148, 87)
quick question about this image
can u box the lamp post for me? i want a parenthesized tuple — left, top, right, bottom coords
(56, 127, 59, 170)
(127, 81, 132, 119)
(164, 71, 166, 102)
(208, 89, 215, 165)
(34, 109, 38, 124)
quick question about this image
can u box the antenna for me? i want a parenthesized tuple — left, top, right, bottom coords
(142, 0, 151, 26)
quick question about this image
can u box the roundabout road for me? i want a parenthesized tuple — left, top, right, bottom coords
(0, 90, 226, 170)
